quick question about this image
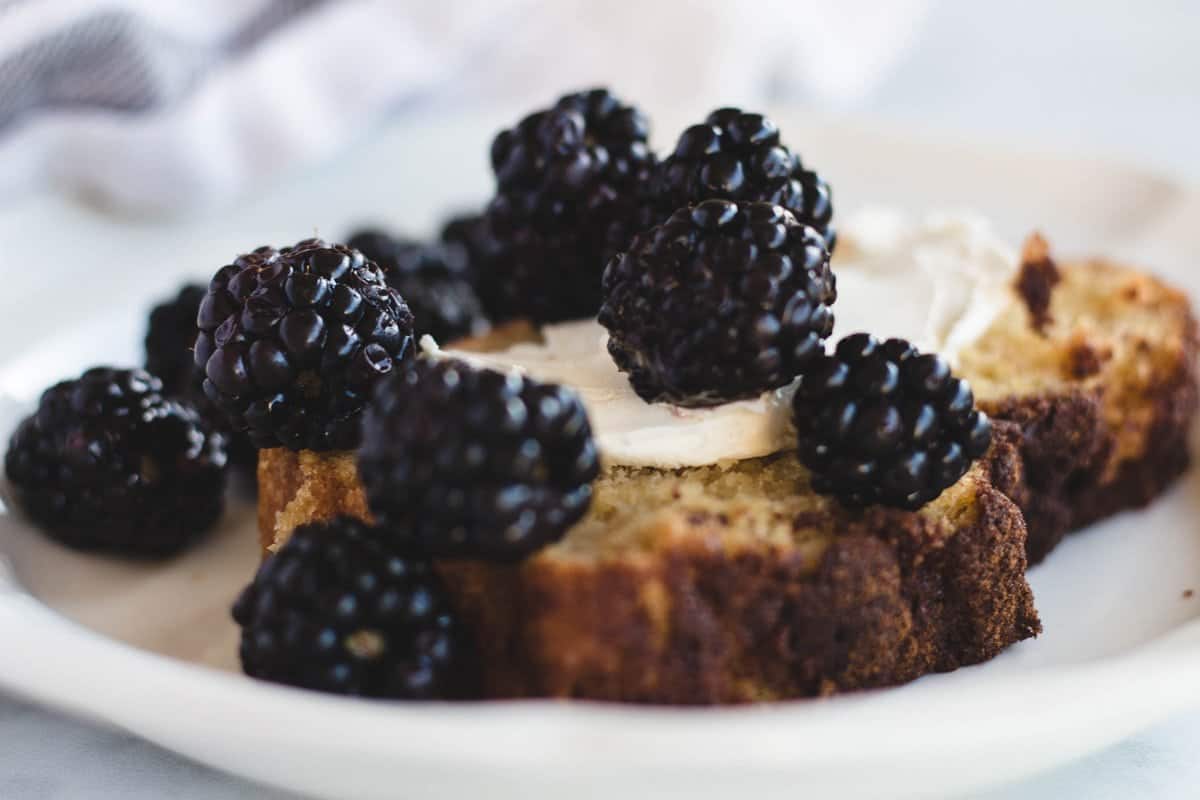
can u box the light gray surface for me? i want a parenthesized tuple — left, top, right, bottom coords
(3, 1, 1199, 798)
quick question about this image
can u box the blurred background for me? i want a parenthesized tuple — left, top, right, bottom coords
(1, 1, 1198, 798)
(1, 0, 1197, 215)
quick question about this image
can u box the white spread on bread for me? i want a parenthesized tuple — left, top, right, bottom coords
(426, 210, 1017, 469)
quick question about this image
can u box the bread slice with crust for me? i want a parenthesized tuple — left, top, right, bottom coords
(966, 237, 1198, 562)
(255, 239, 1197, 703)
(259, 447, 1037, 702)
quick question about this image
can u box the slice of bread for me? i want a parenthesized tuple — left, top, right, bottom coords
(255, 241, 1197, 703)
(965, 237, 1198, 562)
(259, 447, 1037, 702)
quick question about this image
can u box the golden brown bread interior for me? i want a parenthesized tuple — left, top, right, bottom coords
(255, 242, 1197, 703)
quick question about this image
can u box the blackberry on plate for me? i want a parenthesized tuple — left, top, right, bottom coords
(347, 228, 488, 344)
(146, 283, 208, 396)
(599, 199, 836, 407)
(233, 516, 476, 699)
(358, 358, 600, 561)
(792, 333, 994, 510)
(4, 367, 227, 557)
(145, 283, 257, 470)
(652, 107, 835, 250)
(481, 87, 657, 323)
(195, 239, 415, 452)
(439, 212, 496, 279)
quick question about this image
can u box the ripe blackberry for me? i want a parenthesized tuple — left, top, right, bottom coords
(144, 284, 257, 470)
(233, 516, 476, 699)
(599, 199, 836, 407)
(792, 334, 994, 510)
(195, 239, 415, 452)
(481, 87, 657, 323)
(439, 212, 496, 279)
(652, 108, 835, 250)
(358, 358, 600, 561)
(145, 284, 207, 396)
(4, 367, 227, 556)
(347, 228, 487, 344)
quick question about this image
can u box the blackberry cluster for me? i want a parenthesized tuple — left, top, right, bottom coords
(481, 88, 657, 323)
(599, 199, 836, 407)
(347, 228, 487, 344)
(792, 334, 993, 510)
(195, 239, 414, 452)
(4, 368, 227, 556)
(652, 108, 835, 250)
(233, 516, 475, 698)
(358, 358, 600, 561)
(144, 284, 256, 470)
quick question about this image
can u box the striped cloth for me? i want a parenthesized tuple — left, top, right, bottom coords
(0, 0, 929, 214)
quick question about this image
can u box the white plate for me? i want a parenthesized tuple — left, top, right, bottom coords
(0, 109, 1199, 800)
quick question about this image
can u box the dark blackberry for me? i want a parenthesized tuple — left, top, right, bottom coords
(792, 333, 994, 510)
(195, 239, 414, 452)
(358, 358, 599, 561)
(232, 516, 476, 699)
(145, 284, 207, 396)
(652, 108, 835, 250)
(481, 87, 657, 323)
(439, 212, 496, 279)
(347, 229, 488, 344)
(598, 199, 836, 407)
(4, 367, 227, 556)
(144, 284, 257, 471)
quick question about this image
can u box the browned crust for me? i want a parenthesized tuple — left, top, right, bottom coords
(984, 360, 1197, 563)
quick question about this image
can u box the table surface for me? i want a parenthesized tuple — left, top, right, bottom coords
(3, 1, 1199, 797)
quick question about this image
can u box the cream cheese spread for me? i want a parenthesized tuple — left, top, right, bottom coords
(428, 210, 1018, 469)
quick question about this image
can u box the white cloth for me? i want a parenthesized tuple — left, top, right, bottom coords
(0, 0, 930, 213)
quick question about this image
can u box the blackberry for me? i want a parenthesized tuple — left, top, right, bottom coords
(233, 516, 476, 699)
(347, 228, 487, 344)
(599, 199, 836, 407)
(145, 284, 207, 396)
(195, 239, 414, 452)
(358, 358, 600, 561)
(144, 284, 256, 471)
(792, 333, 994, 510)
(4, 367, 227, 556)
(652, 108, 835, 250)
(439, 212, 496, 279)
(481, 87, 657, 323)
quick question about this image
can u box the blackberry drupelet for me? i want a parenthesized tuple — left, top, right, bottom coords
(358, 358, 600, 561)
(792, 333, 994, 510)
(145, 283, 208, 396)
(4, 367, 227, 556)
(481, 87, 657, 323)
(144, 283, 257, 471)
(233, 516, 476, 699)
(195, 239, 415, 452)
(652, 107, 835, 250)
(347, 228, 487, 344)
(599, 199, 836, 407)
